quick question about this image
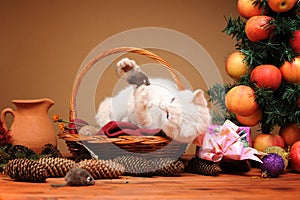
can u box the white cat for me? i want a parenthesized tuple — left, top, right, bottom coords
(95, 58, 211, 143)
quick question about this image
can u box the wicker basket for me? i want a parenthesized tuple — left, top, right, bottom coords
(59, 47, 187, 160)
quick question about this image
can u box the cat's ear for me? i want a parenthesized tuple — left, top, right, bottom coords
(193, 89, 207, 107)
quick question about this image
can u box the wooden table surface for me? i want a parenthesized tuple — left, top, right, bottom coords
(0, 168, 299, 200)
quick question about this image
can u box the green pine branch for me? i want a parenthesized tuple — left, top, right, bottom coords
(207, 83, 238, 125)
(254, 82, 300, 133)
(223, 15, 246, 43)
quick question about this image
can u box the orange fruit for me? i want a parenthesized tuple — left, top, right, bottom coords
(225, 85, 259, 116)
(279, 123, 300, 147)
(237, 0, 267, 19)
(236, 108, 263, 126)
(225, 51, 248, 81)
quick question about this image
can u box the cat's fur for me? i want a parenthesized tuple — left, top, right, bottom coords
(95, 58, 211, 143)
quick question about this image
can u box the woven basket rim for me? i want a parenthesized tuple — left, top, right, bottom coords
(58, 131, 171, 145)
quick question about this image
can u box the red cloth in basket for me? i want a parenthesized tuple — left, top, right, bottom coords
(97, 121, 162, 137)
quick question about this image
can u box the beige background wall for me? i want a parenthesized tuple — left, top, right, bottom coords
(0, 0, 238, 155)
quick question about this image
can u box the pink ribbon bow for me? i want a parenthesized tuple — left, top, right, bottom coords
(200, 120, 262, 163)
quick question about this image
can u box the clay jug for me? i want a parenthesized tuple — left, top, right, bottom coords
(1, 98, 57, 153)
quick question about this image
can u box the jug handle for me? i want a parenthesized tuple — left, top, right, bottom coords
(1, 108, 15, 130)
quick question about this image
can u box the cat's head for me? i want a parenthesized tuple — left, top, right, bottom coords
(160, 89, 211, 143)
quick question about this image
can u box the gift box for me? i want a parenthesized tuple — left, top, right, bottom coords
(207, 124, 251, 147)
(193, 123, 251, 148)
(195, 120, 261, 172)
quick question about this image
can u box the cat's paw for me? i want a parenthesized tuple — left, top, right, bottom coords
(134, 84, 150, 107)
(131, 85, 153, 127)
(117, 58, 137, 68)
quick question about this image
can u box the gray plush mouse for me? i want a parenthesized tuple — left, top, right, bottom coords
(51, 167, 95, 187)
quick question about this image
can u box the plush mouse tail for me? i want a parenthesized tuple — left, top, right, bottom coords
(50, 183, 67, 188)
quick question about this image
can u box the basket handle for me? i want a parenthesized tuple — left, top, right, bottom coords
(69, 47, 184, 121)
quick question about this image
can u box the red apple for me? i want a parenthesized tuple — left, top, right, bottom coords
(267, 0, 298, 13)
(290, 30, 300, 53)
(237, 0, 267, 19)
(225, 85, 259, 116)
(297, 97, 300, 107)
(290, 140, 300, 172)
(279, 56, 300, 84)
(250, 64, 282, 90)
(225, 51, 248, 81)
(279, 123, 300, 146)
(253, 133, 285, 151)
(245, 16, 274, 42)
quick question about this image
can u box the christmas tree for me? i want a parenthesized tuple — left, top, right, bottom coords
(208, 0, 300, 134)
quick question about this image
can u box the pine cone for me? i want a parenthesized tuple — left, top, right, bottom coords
(114, 155, 154, 177)
(7, 145, 37, 159)
(41, 144, 62, 158)
(4, 158, 49, 182)
(76, 159, 124, 179)
(152, 158, 185, 176)
(37, 157, 76, 177)
(188, 157, 221, 176)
